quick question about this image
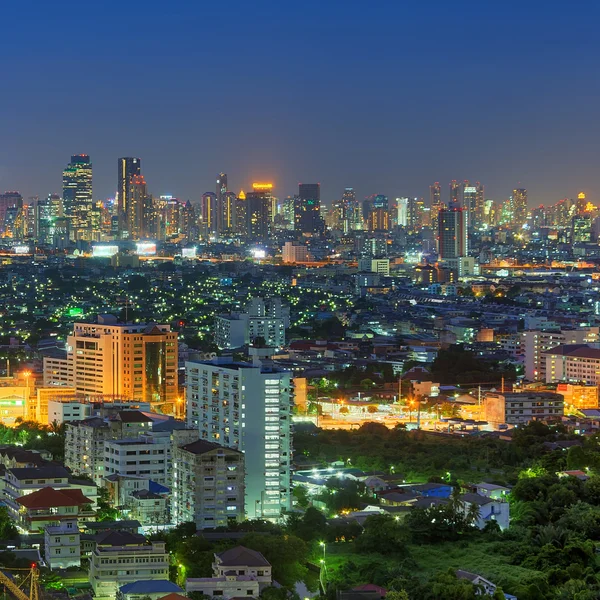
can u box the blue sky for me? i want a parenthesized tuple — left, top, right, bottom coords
(1, 0, 599, 206)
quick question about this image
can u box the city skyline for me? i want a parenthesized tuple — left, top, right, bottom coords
(1, 2, 599, 205)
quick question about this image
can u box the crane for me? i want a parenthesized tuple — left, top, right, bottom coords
(0, 565, 39, 600)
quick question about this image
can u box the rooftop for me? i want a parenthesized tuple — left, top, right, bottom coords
(119, 581, 182, 595)
(16, 487, 92, 509)
(216, 546, 270, 568)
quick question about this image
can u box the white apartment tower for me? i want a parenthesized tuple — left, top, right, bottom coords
(185, 358, 292, 520)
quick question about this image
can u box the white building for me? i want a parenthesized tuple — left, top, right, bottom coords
(104, 435, 170, 486)
(89, 532, 169, 600)
(521, 327, 600, 381)
(484, 391, 563, 427)
(65, 417, 110, 486)
(45, 518, 81, 569)
(214, 298, 288, 350)
(186, 546, 272, 599)
(282, 241, 310, 263)
(186, 358, 292, 519)
(171, 439, 245, 529)
(545, 344, 600, 384)
(48, 399, 92, 424)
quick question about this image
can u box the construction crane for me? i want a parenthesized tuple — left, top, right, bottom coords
(0, 565, 39, 600)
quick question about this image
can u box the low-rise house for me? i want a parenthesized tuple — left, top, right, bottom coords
(186, 546, 272, 599)
(473, 482, 511, 500)
(117, 580, 183, 600)
(455, 570, 517, 599)
(459, 493, 510, 531)
(89, 531, 169, 600)
(16, 486, 94, 533)
(45, 517, 81, 569)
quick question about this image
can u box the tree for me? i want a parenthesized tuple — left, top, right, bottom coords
(292, 485, 310, 509)
(96, 488, 119, 521)
(355, 514, 408, 555)
(385, 592, 409, 600)
(0, 506, 17, 540)
(240, 532, 309, 588)
(367, 405, 378, 414)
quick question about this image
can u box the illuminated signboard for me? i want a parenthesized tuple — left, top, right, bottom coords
(182, 247, 197, 258)
(92, 245, 119, 257)
(13, 246, 29, 254)
(136, 242, 157, 256)
(251, 248, 266, 259)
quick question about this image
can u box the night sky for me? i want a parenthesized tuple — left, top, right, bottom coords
(1, 1, 599, 207)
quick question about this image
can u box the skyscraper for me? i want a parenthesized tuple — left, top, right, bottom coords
(236, 190, 248, 236)
(438, 203, 468, 259)
(430, 182, 441, 207)
(294, 183, 322, 235)
(63, 155, 93, 241)
(449, 180, 467, 206)
(185, 357, 292, 519)
(340, 188, 362, 232)
(220, 192, 237, 235)
(512, 188, 528, 227)
(246, 183, 273, 239)
(201, 192, 218, 237)
(0, 191, 23, 235)
(127, 175, 149, 240)
(117, 158, 141, 238)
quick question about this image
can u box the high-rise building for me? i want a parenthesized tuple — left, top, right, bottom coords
(0, 191, 23, 234)
(185, 357, 292, 520)
(235, 190, 248, 236)
(396, 197, 408, 227)
(117, 158, 141, 238)
(171, 439, 245, 528)
(449, 180, 464, 205)
(201, 192, 218, 237)
(294, 183, 322, 235)
(127, 175, 148, 240)
(246, 183, 273, 239)
(63, 155, 93, 241)
(216, 173, 227, 202)
(367, 207, 390, 232)
(340, 188, 361, 232)
(43, 314, 178, 410)
(220, 191, 237, 235)
(430, 182, 441, 207)
(512, 188, 528, 227)
(438, 203, 468, 259)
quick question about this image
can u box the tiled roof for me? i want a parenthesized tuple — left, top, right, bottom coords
(217, 546, 270, 568)
(16, 486, 92, 509)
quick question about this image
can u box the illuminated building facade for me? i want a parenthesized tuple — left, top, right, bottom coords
(201, 192, 218, 237)
(512, 188, 528, 227)
(185, 357, 292, 520)
(294, 183, 322, 235)
(43, 314, 178, 410)
(63, 155, 93, 241)
(0, 191, 23, 235)
(117, 158, 141, 238)
(246, 183, 273, 239)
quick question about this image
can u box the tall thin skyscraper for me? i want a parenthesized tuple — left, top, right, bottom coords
(117, 158, 141, 238)
(236, 190, 248, 236)
(512, 188, 528, 227)
(294, 183, 322, 235)
(63, 155, 93, 241)
(246, 183, 273, 239)
(201, 192, 218, 238)
(216, 173, 228, 234)
(430, 182, 441, 207)
(127, 175, 148, 240)
(221, 191, 237, 234)
(0, 191, 23, 234)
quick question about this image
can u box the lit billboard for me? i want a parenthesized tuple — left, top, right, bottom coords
(92, 245, 119, 257)
(136, 242, 157, 256)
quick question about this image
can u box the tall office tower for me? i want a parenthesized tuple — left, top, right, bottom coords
(406, 197, 423, 231)
(201, 192, 218, 238)
(185, 357, 292, 520)
(36, 194, 59, 244)
(438, 203, 469, 259)
(396, 197, 408, 227)
(63, 155, 93, 241)
(512, 188, 528, 227)
(430, 182, 441, 207)
(181, 200, 196, 240)
(216, 173, 228, 233)
(340, 187, 361, 232)
(0, 191, 23, 234)
(117, 158, 141, 238)
(246, 183, 273, 239)
(463, 185, 477, 227)
(294, 183, 322, 235)
(142, 195, 160, 238)
(216, 173, 227, 201)
(475, 182, 485, 224)
(367, 208, 390, 232)
(163, 196, 181, 238)
(282, 196, 295, 229)
(449, 180, 466, 206)
(43, 314, 178, 410)
(220, 191, 237, 235)
(126, 174, 149, 240)
(235, 190, 248, 236)
(576, 192, 587, 215)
